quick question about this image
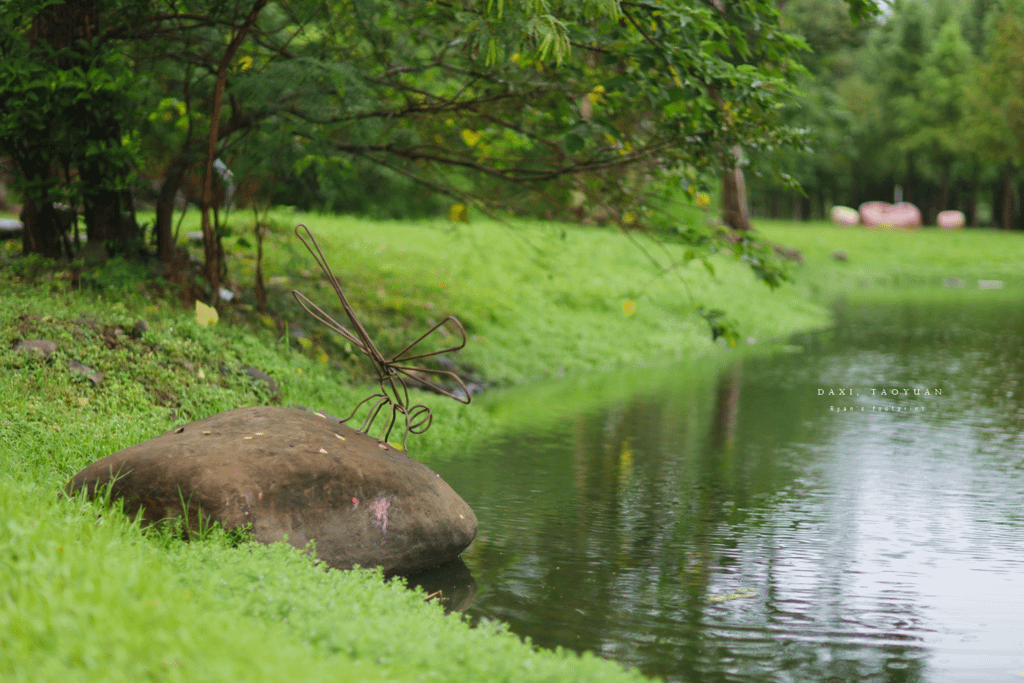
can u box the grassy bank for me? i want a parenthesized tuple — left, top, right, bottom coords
(0, 211, 829, 682)
(174, 210, 830, 384)
(8, 211, 1018, 681)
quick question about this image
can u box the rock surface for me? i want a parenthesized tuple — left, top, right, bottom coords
(67, 360, 104, 386)
(67, 406, 477, 576)
(937, 210, 965, 230)
(859, 201, 922, 229)
(13, 339, 57, 359)
(0, 217, 23, 239)
(829, 205, 860, 226)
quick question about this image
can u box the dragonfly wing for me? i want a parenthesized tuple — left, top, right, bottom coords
(391, 364, 472, 404)
(291, 290, 370, 354)
(295, 225, 388, 369)
(391, 316, 467, 364)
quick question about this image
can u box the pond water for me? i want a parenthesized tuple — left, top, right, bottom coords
(430, 291, 1024, 683)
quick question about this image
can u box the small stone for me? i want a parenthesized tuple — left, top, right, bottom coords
(14, 340, 58, 360)
(66, 406, 477, 576)
(67, 360, 105, 386)
(132, 319, 149, 338)
(831, 250, 848, 262)
(240, 366, 280, 401)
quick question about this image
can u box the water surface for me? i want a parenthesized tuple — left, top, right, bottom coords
(433, 290, 1024, 683)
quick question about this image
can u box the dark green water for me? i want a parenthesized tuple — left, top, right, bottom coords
(432, 292, 1024, 683)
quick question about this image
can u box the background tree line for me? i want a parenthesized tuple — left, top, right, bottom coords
(745, 0, 1024, 229)
(1, 0, 878, 304)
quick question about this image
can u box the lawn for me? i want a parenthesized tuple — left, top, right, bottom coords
(757, 219, 1024, 297)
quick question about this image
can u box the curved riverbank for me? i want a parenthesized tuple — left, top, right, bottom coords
(5, 213, 1020, 681)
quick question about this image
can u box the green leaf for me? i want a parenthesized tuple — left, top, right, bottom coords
(563, 133, 585, 153)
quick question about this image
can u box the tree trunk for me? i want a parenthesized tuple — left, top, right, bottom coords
(992, 179, 1004, 228)
(200, 0, 267, 301)
(20, 196, 63, 259)
(968, 177, 979, 228)
(939, 163, 951, 212)
(720, 145, 752, 231)
(156, 157, 191, 262)
(1002, 164, 1014, 231)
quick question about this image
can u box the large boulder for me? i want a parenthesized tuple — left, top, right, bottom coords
(937, 210, 966, 230)
(829, 205, 860, 226)
(67, 406, 477, 576)
(859, 201, 922, 229)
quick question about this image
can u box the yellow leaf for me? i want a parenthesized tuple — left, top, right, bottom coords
(623, 300, 636, 317)
(195, 301, 219, 327)
(449, 204, 469, 223)
(588, 85, 605, 105)
(604, 133, 618, 146)
(669, 65, 683, 88)
(461, 129, 482, 147)
(622, 211, 637, 224)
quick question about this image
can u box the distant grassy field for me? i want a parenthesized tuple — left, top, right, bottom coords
(756, 219, 1024, 298)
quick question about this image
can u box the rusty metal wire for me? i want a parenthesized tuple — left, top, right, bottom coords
(291, 224, 471, 452)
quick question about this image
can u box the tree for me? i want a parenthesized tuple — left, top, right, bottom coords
(0, 0, 139, 258)
(899, 18, 974, 218)
(960, 4, 1024, 229)
(3, 0, 880, 299)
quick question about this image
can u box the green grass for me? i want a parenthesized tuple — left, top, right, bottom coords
(755, 219, 1024, 299)
(7, 210, 1020, 681)
(206, 209, 830, 385)
(0, 296, 645, 680)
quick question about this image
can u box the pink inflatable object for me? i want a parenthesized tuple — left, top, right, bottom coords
(859, 201, 922, 229)
(829, 205, 860, 226)
(937, 210, 965, 230)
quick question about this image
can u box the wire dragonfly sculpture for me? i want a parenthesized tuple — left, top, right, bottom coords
(291, 224, 471, 453)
